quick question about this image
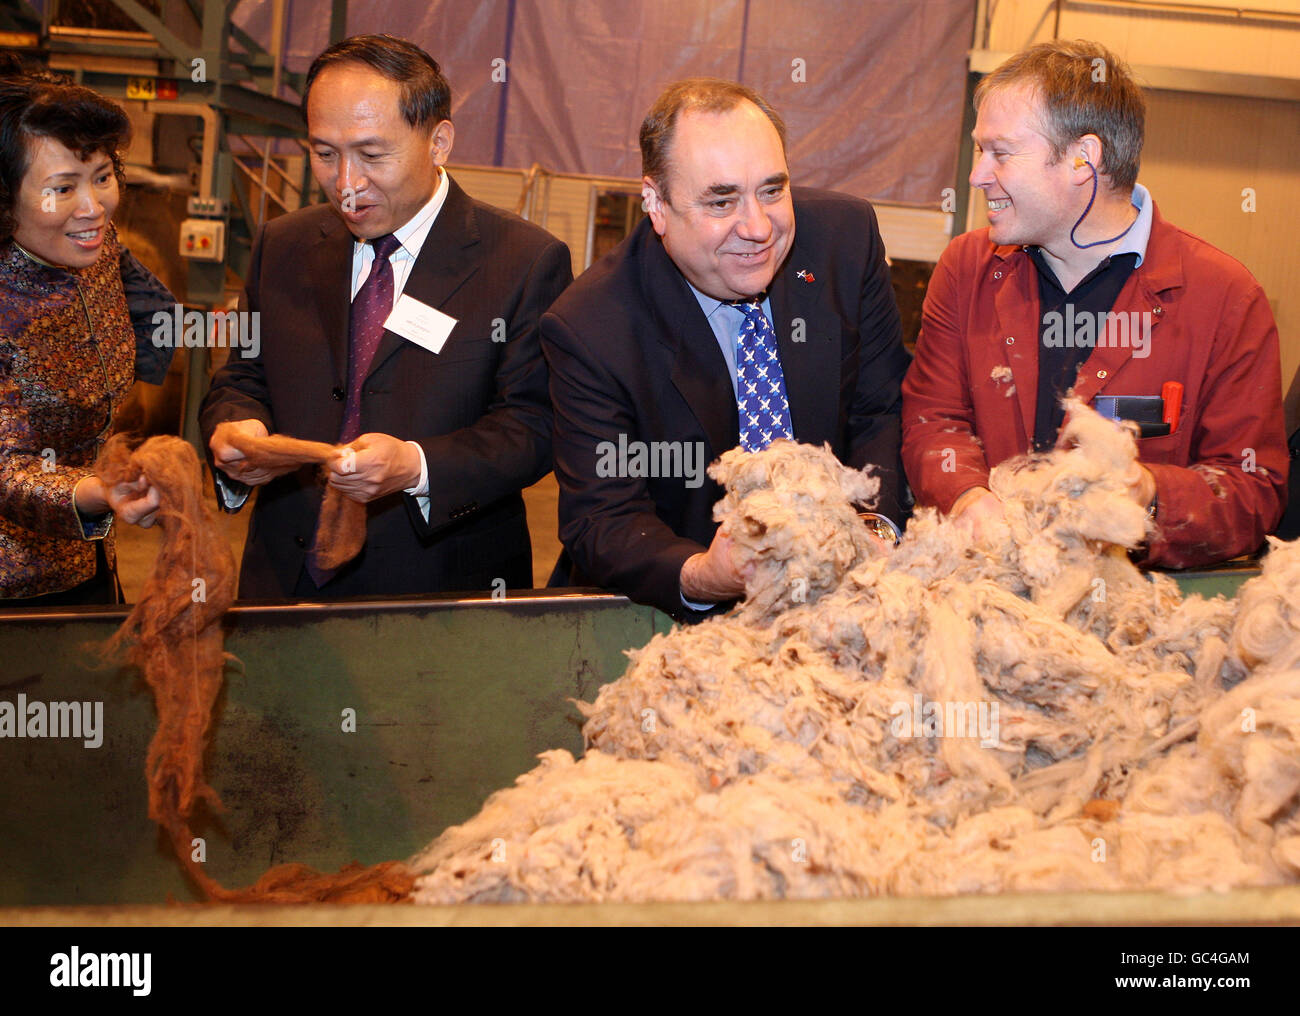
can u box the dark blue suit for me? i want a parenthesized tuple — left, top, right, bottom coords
(201, 176, 572, 599)
(541, 187, 909, 620)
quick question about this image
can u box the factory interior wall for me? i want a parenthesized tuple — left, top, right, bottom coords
(1140, 90, 1300, 426)
(226, 0, 1295, 393)
(230, 0, 975, 207)
(973, 0, 1300, 426)
(985, 0, 1299, 79)
(46, 3, 1300, 424)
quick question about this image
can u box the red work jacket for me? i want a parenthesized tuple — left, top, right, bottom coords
(902, 202, 1286, 567)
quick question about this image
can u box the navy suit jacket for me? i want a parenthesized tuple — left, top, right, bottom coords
(200, 175, 572, 599)
(541, 187, 909, 620)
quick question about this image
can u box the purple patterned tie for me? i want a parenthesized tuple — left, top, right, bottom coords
(306, 233, 400, 588)
(339, 233, 401, 443)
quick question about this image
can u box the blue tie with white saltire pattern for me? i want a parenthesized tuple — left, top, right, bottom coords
(732, 300, 794, 451)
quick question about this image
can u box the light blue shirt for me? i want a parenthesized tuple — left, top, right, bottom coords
(686, 282, 777, 403)
(1118, 182, 1153, 267)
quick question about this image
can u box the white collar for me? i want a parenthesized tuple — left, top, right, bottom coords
(354, 166, 450, 260)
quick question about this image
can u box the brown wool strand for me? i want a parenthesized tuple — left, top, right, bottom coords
(222, 430, 367, 571)
(97, 434, 412, 904)
(98, 435, 236, 834)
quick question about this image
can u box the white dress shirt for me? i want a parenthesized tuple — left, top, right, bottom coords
(349, 167, 451, 515)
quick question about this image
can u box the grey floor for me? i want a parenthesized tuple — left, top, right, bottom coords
(115, 469, 564, 602)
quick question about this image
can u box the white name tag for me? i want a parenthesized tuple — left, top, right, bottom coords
(384, 293, 458, 354)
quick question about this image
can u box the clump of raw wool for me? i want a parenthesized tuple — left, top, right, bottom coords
(709, 439, 881, 622)
(989, 397, 1150, 617)
(413, 750, 919, 903)
(410, 405, 1297, 904)
(1228, 536, 1300, 675)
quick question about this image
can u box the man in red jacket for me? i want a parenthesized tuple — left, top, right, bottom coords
(902, 39, 1286, 566)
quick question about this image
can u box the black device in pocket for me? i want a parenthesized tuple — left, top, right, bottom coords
(1093, 395, 1170, 438)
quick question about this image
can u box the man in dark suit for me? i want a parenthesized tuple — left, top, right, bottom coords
(541, 79, 909, 622)
(200, 35, 571, 599)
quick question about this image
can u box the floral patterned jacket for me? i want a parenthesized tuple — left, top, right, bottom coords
(0, 223, 136, 598)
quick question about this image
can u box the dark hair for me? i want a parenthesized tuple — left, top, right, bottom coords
(0, 66, 131, 241)
(974, 39, 1145, 191)
(640, 78, 787, 205)
(302, 34, 451, 131)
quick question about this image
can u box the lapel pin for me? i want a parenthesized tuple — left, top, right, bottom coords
(795, 269, 815, 283)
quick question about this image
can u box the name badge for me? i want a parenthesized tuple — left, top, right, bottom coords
(384, 293, 458, 354)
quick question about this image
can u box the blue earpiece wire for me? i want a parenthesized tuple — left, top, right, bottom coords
(1070, 158, 1138, 249)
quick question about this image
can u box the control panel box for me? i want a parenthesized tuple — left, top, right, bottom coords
(179, 218, 225, 262)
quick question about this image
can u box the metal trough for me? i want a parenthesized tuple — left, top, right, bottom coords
(3, 563, 1294, 924)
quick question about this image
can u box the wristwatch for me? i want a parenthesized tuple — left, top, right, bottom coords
(857, 511, 902, 547)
